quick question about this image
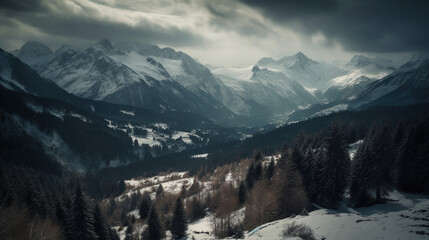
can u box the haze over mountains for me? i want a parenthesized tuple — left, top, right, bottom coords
(5, 39, 429, 128)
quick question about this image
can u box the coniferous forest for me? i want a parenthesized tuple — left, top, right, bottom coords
(2, 1, 429, 238)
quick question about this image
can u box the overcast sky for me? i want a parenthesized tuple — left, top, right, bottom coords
(0, 0, 428, 67)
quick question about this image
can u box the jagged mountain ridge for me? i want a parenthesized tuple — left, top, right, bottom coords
(323, 55, 396, 101)
(12, 40, 325, 127)
(13, 40, 239, 126)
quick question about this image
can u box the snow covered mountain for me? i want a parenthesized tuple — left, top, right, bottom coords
(256, 52, 344, 91)
(323, 55, 396, 101)
(13, 39, 238, 126)
(213, 65, 319, 120)
(352, 57, 429, 108)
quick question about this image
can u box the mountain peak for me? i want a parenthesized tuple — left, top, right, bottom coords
(252, 65, 260, 72)
(292, 51, 310, 61)
(93, 38, 114, 51)
(20, 41, 53, 57)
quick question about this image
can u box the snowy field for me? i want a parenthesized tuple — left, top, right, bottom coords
(243, 191, 429, 240)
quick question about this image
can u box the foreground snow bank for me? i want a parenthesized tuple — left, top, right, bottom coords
(245, 191, 429, 239)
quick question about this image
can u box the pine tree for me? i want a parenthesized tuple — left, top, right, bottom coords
(171, 197, 187, 240)
(369, 124, 394, 202)
(139, 193, 151, 220)
(70, 182, 98, 240)
(265, 157, 275, 180)
(144, 206, 164, 240)
(349, 139, 372, 207)
(318, 122, 350, 209)
(238, 181, 246, 204)
(397, 118, 429, 193)
(156, 184, 164, 197)
(301, 148, 316, 201)
(254, 162, 263, 181)
(245, 162, 255, 189)
(93, 204, 110, 240)
(291, 143, 304, 172)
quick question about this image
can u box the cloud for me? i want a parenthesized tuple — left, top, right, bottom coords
(238, 0, 429, 53)
(0, 0, 207, 49)
(0, 0, 44, 12)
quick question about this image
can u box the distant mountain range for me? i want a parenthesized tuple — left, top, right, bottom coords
(7, 39, 429, 127)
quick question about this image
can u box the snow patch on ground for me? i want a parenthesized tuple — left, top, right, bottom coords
(245, 191, 429, 240)
(311, 104, 349, 118)
(349, 140, 363, 160)
(120, 110, 135, 116)
(192, 153, 209, 159)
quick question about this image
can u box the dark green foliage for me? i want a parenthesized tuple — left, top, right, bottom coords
(70, 182, 98, 240)
(139, 194, 151, 220)
(156, 184, 164, 197)
(301, 148, 317, 201)
(238, 181, 246, 204)
(171, 197, 187, 240)
(317, 122, 350, 209)
(350, 139, 373, 207)
(144, 206, 164, 240)
(370, 124, 394, 202)
(245, 162, 255, 189)
(265, 157, 275, 180)
(397, 116, 429, 193)
(93, 204, 111, 240)
(254, 162, 263, 181)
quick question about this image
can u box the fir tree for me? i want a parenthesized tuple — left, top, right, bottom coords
(291, 143, 304, 172)
(265, 157, 275, 180)
(238, 181, 246, 204)
(254, 162, 263, 181)
(245, 162, 255, 189)
(369, 124, 394, 202)
(318, 122, 350, 209)
(144, 206, 164, 240)
(93, 204, 110, 240)
(70, 182, 98, 240)
(349, 139, 372, 207)
(156, 184, 164, 197)
(301, 148, 316, 201)
(171, 197, 187, 240)
(139, 193, 151, 220)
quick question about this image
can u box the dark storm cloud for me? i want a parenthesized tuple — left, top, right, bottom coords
(0, 0, 206, 50)
(0, 0, 44, 12)
(205, 1, 271, 37)
(239, 0, 429, 52)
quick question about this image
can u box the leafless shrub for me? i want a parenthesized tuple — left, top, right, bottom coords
(282, 222, 316, 240)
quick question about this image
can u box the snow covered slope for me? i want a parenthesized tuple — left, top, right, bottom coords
(256, 52, 344, 91)
(245, 191, 429, 240)
(213, 65, 320, 122)
(323, 55, 396, 101)
(13, 40, 238, 126)
(352, 57, 429, 108)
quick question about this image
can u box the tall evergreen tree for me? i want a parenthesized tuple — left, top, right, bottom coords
(70, 182, 98, 240)
(171, 197, 187, 240)
(144, 206, 164, 240)
(301, 148, 316, 201)
(139, 193, 151, 220)
(349, 139, 372, 207)
(254, 162, 263, 181)
(238, 181, 246, 204)
(369, 124, 394, 202)
(156, 184, 164, 197)
(93, 204, 110, 240)
(291, 143, 304, 172)
(318, 122, 350, 209)
(245, 162, 255, 189)
(265, 157, 275, 180)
